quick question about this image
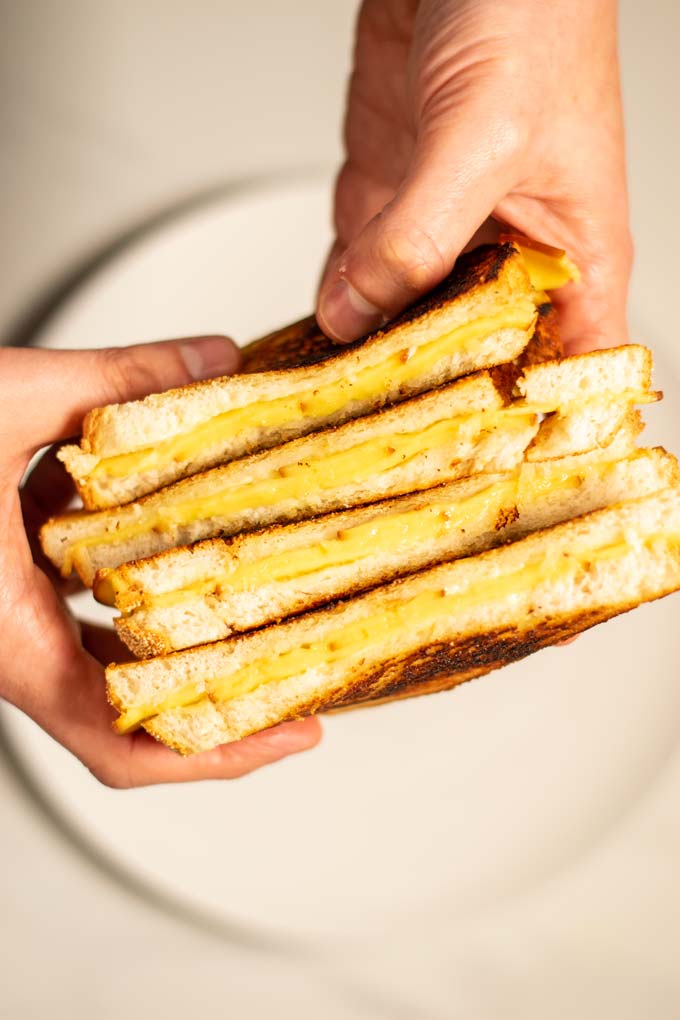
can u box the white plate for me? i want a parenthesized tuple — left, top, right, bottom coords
(3, 178, 680, 973)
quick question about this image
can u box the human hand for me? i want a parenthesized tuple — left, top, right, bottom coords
(317, 0, 630, 354)
(1, 337, 321, 787)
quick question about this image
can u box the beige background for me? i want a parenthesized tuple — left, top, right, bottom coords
(1, 2, 679, 1018)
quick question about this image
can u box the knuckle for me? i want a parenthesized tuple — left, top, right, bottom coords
(98, 345, 183, 404)
(374, 218, 447, 297)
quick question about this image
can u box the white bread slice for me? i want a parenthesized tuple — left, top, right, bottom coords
(104, 448, 678, 657)
(104, 486, 680, 754)
(517, 344, 653, 406)
(521, 345, 657, 460)
(41, 372, 537, 584)
(60, 243, 534, 509)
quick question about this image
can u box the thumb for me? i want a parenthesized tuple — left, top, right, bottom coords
(317, 110, 519, 342)
(2, 335, 240, 456)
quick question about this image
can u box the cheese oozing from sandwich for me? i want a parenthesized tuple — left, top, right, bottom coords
(86, 302, 537, 482)
(113, 526, 678, 733)
(502, 236, 581, 291)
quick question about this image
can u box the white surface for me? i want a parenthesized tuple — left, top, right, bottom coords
(3, 182, 680, 1014)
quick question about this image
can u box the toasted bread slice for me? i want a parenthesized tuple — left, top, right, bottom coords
(40, 345, 657, 586)
(59, 243, 537, 509)
(523, 345, 657, 460)
(105, 486, 680, 754)
(99, 447, 678, 657)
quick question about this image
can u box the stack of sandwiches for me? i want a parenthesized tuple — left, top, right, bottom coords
(40, 239, 680, 755)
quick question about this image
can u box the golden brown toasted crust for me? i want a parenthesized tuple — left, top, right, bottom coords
(239, 315, 331, 372)
(142, 587, 677, 754)
(172, 592, 675, 750)
(239, 243, 522, 373)
(320, 594, 675, 716)
(520, 301, 564, 366)
(490, 300, 563, 397)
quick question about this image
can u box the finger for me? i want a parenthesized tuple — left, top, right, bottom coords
(115, 717, 323, 788)
(317, 106, 520, 342)
(333, 161, 402, 254)
(317, 164, 402, 312)
(1, 334, 241, 456)
(317, 240, 346, 310)
(19, 447, 83, 593)
(8, 614, 322, 789)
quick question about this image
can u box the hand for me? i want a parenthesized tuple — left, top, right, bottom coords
(317, 0, 631, 354)
(1, 337, 321, 787)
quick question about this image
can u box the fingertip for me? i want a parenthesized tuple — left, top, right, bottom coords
(317, 278, 384, 344)
(178, 335, 242, 380)
(259, 716, 324, 753)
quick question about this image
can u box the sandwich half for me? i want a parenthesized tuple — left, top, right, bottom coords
(105, 485, 680, 754)
(59, 242, 541, 509)
(97, 446, 677, 657)
(40, 344, 657, 585)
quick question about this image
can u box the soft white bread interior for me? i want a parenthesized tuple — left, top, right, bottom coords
(60, 243, 535, 509)
(104, 486, 680, 755)
(104, 447, 678, 657)
(521, 345, 658, 460)
(517, 344, 654, 406)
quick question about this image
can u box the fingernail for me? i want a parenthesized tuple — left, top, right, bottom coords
(319, 279, 383, 343)
(179, 335, 240, 381)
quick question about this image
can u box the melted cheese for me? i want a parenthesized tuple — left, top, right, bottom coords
(66, 408, 538, 571)
(113, 529, 675, 733)
(110, 477, 520, 611)
(501, 237, 581, 290)
(89, 303, 536, 481)
(114, 454, 601, 612)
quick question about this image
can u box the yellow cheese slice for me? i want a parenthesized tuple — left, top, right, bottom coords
(499, 236, 581, 291)
(114, 449, 612, 613)
(108, 477, 520, 611)
(88, 302, 536, 481)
